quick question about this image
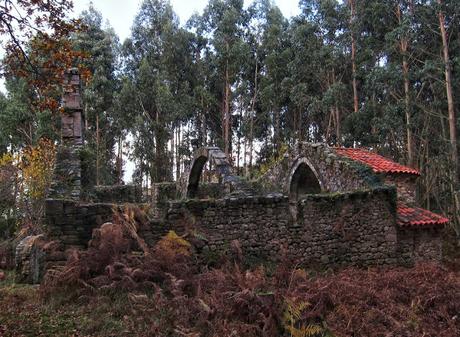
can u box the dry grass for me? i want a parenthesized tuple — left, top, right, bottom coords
(1, 206, 459, 336)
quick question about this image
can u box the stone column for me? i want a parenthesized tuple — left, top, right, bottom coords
(61, 68, 84, 145)
(48, 68, 84, 200)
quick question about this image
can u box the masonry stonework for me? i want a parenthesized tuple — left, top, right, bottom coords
(48, 68, 84, 201)
(166, 186, 398, 267)
(93, 185, 143, 204)
(383, 174, 418, 204)
(15, 71, 449, 284)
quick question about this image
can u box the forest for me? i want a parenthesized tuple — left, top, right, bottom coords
(0, 0, 460, 336)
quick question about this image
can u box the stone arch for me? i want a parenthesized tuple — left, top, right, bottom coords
(288, 157, 322, 202)
(184, 147, 234, 198)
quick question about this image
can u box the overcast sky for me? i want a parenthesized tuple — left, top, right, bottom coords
(72, 0, 301, 41)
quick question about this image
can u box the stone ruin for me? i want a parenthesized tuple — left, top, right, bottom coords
(15, 70, 450, 283)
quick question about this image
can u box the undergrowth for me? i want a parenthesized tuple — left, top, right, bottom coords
(1, 205, 459, 336)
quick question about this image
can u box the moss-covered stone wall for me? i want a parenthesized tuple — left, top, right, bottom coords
(166, 186, 401, 267)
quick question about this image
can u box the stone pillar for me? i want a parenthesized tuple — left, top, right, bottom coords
(48, 69, 84, 200)
(61, 68, 84, 145)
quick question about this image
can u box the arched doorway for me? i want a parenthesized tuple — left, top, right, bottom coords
(184, 147, 235, 199)
(288, 158, 322, 220)
(289, 162, 321, 201)
(187, 155, 208, 198)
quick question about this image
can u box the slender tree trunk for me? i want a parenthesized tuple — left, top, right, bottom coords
(437, 2, 460, 239)
(350, 0, 359, 113)
(438, 0, 458, 184)
(200, 94, 206, 146)
(84, 102, 88, 131)
(237, 95, 243, 173)
(248, 56, 258, 176)
(243, 137, 247, 174)
(171, 126, 175, 179)
(176, 126, 181, 181)
(335, 105, 341, 145)
(223, 57, 231, 157)
(249, 110, 254, 174)
(293, 109, 297, 142)
(96, 114, 100, 186)
(154, 109, 165, 183)
(331, 70, 341, 144)
(274, 108, 280, 153)
(116, 136, 123, 184)
(397, 2, 415, 167)
(326, 109, 333, 143)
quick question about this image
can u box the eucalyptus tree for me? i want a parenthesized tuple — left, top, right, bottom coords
(121, 0, 195, 183)
(298, 0, 349, 146)
(0, 76, 57, 151)
(255, 0, 291, 154)
(193, 0, 248, 158)
(73, 5, 120, 185)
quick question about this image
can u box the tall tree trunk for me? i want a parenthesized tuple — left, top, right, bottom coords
(349, 0, 359, 113)
(237, 94, 243, 173)
(223, 57, 231, 158)
(335, 105, 341, 145)
(200, 93, 206, 146)
(438, 0, 460, 241)
(154, 109, 166, 183)
(116, 136, 123, 184)
(176, 126, 181, 182)
(397, 2, 415, 167)
(326, 109, 333, 143)
(274, 108, 280, 153)
(243, 137, 247, 175)
(249, 108, 254, 175)
(331, 70, 341, 145)
(248, 56, 258, 176)
(96, 114, 100, 186)
(171, 126, 175, 178)
(438, 0, 458, 184)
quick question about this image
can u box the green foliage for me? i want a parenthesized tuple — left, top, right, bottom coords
(253, 143, 289, 179)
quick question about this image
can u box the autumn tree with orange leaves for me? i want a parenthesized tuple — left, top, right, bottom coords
(0, 0, 88, 112)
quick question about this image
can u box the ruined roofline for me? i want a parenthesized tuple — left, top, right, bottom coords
(397, 203, 449, 228)
(334, 147, 420, 176)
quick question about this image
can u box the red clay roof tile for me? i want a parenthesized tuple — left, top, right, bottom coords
(397, 203, 449, 227)
(334, 147, 420, 176)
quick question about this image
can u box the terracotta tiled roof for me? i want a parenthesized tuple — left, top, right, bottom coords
(334, 147, 420, 176)
(397, 203, 449, 227)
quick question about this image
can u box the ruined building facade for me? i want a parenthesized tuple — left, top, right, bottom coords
(16, 71, 449, 283)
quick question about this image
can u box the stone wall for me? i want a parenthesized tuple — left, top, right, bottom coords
(15, 235, 47, 284)
(93, 185, 143, 204)
(166, 186, 399, 267)
(195, 183, 226, 199)
(150, 182, 178, 218)
(45, 199, 117, 249)
(48, 146, 82, 200)
(45, 197, 169, 251)
(297, 188, 397, 266)
(383, 174, 418, 204)
(396, 227, 442, 265)
(43, 187, 440, 272)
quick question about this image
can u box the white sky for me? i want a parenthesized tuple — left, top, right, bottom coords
(72, 0, 300, 41)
